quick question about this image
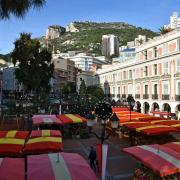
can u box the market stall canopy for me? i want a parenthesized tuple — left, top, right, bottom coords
(28, 153, 98, 180)
(123, 144, 180, 177)
(150, 111, 176, 116)
(0, 158, 24, 180)
(57, 114, 86, 124)
(25, 130, 62, 154)
(32, 115, 62, 126)
(0, 130, 29, 156)
(162, 142, 180, 153)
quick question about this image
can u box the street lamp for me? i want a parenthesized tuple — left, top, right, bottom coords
(127, 95, 135, 121)
(87, 102, 119, 144)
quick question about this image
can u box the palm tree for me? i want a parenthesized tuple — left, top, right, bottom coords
(0, 0, 46, 19)
(159, 26, 173, 35)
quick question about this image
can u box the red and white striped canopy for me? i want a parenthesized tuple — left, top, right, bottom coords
(123, 144, 180, 177)
(32, 115, 62, 126)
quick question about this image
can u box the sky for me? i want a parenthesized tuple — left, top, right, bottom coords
(0, 0, 180, 54)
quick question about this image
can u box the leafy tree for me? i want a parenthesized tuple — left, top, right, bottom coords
(62, 82, 76, 96)
(11, 33, 54, 104)
(159, 26, 173, 35)
(87, 85, 104, 106)
(0, 0, 45, 19)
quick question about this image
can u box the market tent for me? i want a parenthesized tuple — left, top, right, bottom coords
(120, 121, 150, 126)
(32, 115, 62, 126)
(57, 114, 86, 124)
(162, 142, 180, 153)
(150, 120, 180, 125)
(135, 124, 178, 135)
(0, 130, 29, 156)
(25, 130, 62, 154)
(28, 153, 98, 180)
(123, 144, 180, 177)
(0, 158, 24, 180)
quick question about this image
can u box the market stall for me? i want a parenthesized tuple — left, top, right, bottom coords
(28, 153, 98, 180)
(25, 130, 63, 154)
(0, 130, 29, 156)
(123, 144, 180, 179)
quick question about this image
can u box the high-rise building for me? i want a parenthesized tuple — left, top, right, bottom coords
(102, 35, 119, 57)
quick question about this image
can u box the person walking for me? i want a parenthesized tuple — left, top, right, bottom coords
(88, 146, 97, 171)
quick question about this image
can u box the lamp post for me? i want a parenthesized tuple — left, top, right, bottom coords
(127, 95, 135, 121)
(87, 102, 119, 144)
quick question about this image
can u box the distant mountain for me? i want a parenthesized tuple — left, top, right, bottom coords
(41, 21, 158, 55)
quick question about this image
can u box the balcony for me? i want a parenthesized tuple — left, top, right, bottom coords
(152, 94, 158, 100)
(135, 94, 140, 99)
(143, 94, 149, 99)
(175, 95, 180, 101)
(122, 94, 126, 98)
(162, 95, 169, 100)
(117, 94, 121, 98)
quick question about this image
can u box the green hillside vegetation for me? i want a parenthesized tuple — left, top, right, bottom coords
(47, 22, 157, 55)
(0, 53, 11, 62)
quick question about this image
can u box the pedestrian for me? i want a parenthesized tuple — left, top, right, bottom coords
(88, 146, 97, 171)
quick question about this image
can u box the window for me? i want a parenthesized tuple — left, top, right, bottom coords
(117, 73, 121, 81)
(123, 86, 126, 94)
(163, 62, 169, 74)
(123, 71, 126, 80)
(112, 87, 115, 94)
(163, 43, 168, 55)
(178, 82, 180, 95)
(144, 66, 148, 77)
(163, 83, 169, 95)
(177, 39, 180, 51)
(145, 85, 148, 94)
(153, 47, 157, 57)
(177, 59, 180, 72)
(154, 84, 158, 95)
(112, 74, 115, 82)
(144, 50, 147, 60)
(129, 70, 132, 79)
(118, 87, 120, 94)
(153, 64, 157, 75)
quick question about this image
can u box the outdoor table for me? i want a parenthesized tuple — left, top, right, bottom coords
(24, 130, 62, 154)
(0, 130, 29, 156)
(123, 144, 180, 177)
(28, 152, 98, 180)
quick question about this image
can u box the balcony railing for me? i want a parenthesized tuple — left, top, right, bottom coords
(117, 94, 121, 98)
(135, 94, 140, 99)
(175, 95, 180, 101)
(152, 94, 158, 100)
(111, 94, 115, 97)
(122, 94, 126, 98)
(143, 94, 149, 99)
(162, 95, 169, 100)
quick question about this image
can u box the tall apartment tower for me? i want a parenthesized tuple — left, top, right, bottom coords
(102, 35, 119, 57)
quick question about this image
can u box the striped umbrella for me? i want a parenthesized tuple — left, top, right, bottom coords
(28, 153, 97, 180)
(123, 144, 180, 177)
(57, 114, 86, 124)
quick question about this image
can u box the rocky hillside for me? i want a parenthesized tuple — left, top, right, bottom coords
(42, 21, 158, 55)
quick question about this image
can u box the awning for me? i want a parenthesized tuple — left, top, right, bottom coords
(57, 114, 86, 124)
(0, 158, 24, 180)
(123, 144, 180, 177)
(162, 142, 180, 153)
(28, 153, 98, 180)
(32, 115, 62, 126)
(25, 130, 62, 154)
(0, 130, 29, 156)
